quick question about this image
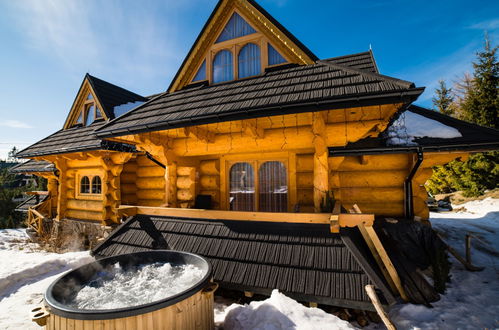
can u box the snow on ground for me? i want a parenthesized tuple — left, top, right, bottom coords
(383, 197, 499, 330)
(0, 197, 497, 329)
(218, 290, 356, 330)
(0, 229, 92, 330)
(216, 198, 499, 330)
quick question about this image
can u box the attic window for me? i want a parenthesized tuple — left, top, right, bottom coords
(76, 111, 83, 124)
(213, 50, 234, 83)
(85, 105, 95, 126)
(216, 13, 256, 43)
(95, 107, 103, 119)
(238, 43, 261, 78)
(268, 44, 287, 66)
(193, 60, 206, 82)
(72, 91, 104, 127)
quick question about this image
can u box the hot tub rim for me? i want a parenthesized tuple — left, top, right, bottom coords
(44, 250, 213, 321)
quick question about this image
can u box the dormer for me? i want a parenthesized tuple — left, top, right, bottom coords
(63, 74, 148, 129)
(191, 11, 289, 85)
(168, 0, 318, 92)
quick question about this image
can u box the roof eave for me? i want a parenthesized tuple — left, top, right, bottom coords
(328, 141, 499, 157)
(96, 87, 424, 139)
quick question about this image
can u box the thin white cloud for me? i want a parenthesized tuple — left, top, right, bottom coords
(5, 0, 187, 82)
(468, 19, 499, 31)
(0, 120, 33, 129)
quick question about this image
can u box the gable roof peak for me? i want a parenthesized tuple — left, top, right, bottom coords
(62, 74, 148, 129)
(167, 0, 318, 93)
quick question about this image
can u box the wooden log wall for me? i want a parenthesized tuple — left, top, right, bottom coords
(63, 157, 105, 222)
(328, 152, 468, 220)
(296, 154, 314, 213)
(199, 159, 220, 209)
(412, 152, 468, 219)
(120, 156, 138, 205)
(176, 166, 196, 208)
(329, 154, 411, 217)
(127, 155, 166, 207)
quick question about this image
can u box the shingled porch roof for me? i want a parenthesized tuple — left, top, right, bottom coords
(8, 159, 55, 174)
(16, 122, 137, 158)
(92, 214, 396, 310)
(329, 105, 499, 156)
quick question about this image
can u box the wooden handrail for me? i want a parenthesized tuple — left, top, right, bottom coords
(26, 191, 49, 196)
(118, 204, 374, 233)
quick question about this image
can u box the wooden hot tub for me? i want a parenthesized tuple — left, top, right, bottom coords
(39, 250, 216, 330)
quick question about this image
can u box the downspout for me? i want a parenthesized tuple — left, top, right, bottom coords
(145, 152, 166, 169)
(404, 147, 424, 219)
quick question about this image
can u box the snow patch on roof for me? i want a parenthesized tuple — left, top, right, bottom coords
(387, 111, 463, 146)
(113, 101, 145, 118)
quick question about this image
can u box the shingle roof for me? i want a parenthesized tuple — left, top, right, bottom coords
(329, 105, 499, 156)
(86, 74, 148, 119)
(16, 122, 137, 158)
(324, 50, 379, 73)
(15, 194, 48, 213)
(97, 61, 423, 138)
(92, 214, 396, 310)
(8, 160, 55, 173)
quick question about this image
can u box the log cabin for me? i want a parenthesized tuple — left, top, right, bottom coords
(15, 0, 499, 311)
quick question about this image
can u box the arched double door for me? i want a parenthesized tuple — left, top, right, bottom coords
(229, 160, 288, 212)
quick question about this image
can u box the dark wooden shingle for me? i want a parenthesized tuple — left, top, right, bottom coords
(92, 215, 396, 310)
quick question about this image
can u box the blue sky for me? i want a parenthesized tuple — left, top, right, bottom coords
(0, 0, 498, 160)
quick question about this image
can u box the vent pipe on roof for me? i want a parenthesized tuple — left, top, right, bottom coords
(404, 147, 424, 219)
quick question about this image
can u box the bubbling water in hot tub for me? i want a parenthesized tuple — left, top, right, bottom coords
(68, 262, 204, 310)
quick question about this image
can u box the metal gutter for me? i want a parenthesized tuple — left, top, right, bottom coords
(404, 148, 423, 219)
(328, 141, 499, 157)
(145, 152, 166, 169)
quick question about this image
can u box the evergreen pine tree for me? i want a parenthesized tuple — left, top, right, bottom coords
(432, 80, 455, 116)
(461, 36, 499, 129)
(428, 37, 499, 197)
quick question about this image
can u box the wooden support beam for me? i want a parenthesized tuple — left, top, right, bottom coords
(117, 206, 138, 218)
(241, 119, 265, 139)
(330, 202, 341, 232)
(339, 213, 374, 227)
(165, 162, 178, 208)
(244, 291, 254, 298)
(365, 285, 397, 330)
(26, 191, 49, 196)
(358, 223, 408, 301)
(119, 205, 332, 224)
(312, 112, 329, 212)
(53, 159, 67, 220)
(184, 126, 216, 143)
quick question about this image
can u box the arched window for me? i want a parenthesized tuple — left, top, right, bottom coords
(229, 162, 255, 211)
(238, 43, 261, 78)
(258, 161, 287, 212)
(85, 105, 95, 126)
(91, 176, 102, 194)
(213, 50, 234, 84)
(80, 176, 90, 194)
